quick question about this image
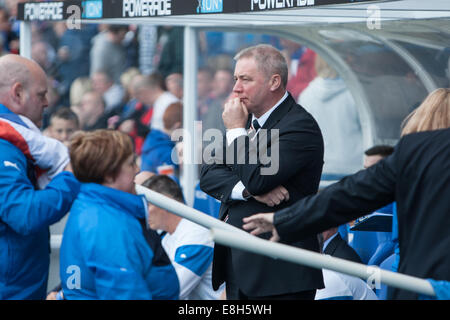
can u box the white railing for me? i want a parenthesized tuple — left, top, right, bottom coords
(136, 184, 436, 298)
(51, 234, 63, 250)
(211, 228, 435, 297)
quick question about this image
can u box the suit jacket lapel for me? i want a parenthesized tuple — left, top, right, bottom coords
(323, 234, 341, 256)
(261, 93, 295, 131)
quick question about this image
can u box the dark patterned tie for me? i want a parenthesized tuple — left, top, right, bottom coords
(252, 119, 261, 131)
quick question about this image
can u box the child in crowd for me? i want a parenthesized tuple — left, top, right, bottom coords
(46, 107, 80, 146)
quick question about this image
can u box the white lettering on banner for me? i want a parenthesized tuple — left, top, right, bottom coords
(123, 0, 172, 18)
(170, 124, 280, 176)
(24, 2, 64, 21)
(251, 0, 314, 11)
(297, 0, 315, 6)
(366, 4, 381, 30)
(67, 5, 81, 30)
(367, 266, 381, 290)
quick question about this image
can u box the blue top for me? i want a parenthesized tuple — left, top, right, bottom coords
(60, 183, 179, 300)
(0, 106, 80, 299)
(422, 279, 450, 300)
(141, 129, 178, 174)
(193, 182, 221, 218)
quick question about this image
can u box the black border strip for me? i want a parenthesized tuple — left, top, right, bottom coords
(17, 0, 383, 22)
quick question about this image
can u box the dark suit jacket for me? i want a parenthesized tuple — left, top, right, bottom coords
(200, 93, 325, 297)
(274, 128, 450, 299)
(324, 234, 362, 264)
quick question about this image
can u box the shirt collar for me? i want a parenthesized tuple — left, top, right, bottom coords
(322, 232, 338, 251)
(252, 91, 288, 128)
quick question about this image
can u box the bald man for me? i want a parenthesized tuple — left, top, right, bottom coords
(0, 54, 49, 127)
(0, 55, 81, 299)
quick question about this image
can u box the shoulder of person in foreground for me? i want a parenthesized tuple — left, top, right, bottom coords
(0, 140, 80, 235)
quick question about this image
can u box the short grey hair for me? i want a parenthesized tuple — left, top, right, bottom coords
(234, 44, 288, 88)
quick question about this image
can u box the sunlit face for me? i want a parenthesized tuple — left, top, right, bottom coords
(110, 154, 139, 194)
(232, 57, 271, 116)
(49, 118, 78, 145)
(21, 68, 48, 127)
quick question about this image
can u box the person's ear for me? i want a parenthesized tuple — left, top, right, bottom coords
(11, 82, 24, 104)
(269, 74, 281, 91)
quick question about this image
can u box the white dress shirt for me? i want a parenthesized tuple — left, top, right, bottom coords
(228, 92, 288, 200)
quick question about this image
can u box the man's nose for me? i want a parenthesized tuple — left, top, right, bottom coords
(233, 80, 242, 93)
(43, 97, 49, 109)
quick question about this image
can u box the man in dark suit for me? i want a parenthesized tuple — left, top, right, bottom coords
(200, 44, 325, 299)
(321, 228, 362, 264)
(243, 128, 450, 299)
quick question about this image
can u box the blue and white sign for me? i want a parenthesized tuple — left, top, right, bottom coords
(82, 0, 103, 18)
(197, 0, 223, 14)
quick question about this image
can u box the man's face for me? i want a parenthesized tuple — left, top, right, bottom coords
(364, 154, 384, 169)
(165, 73, 183, 99)
(21, 68, 48, 127)
(80, 92, 103, 118)
(147, 202, 169, 231)
(91, 73, 111, 95)
(49, 118, 78, 145)
(232, 57, 271, 116)
(197, 71, 212, 99)
(213, 70, 233, 99)
(135, 86, 155, 107)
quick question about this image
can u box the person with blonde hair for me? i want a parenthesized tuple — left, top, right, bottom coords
(60, 129, 179, 300)
(401, 88, 450, 136)
(69, 76, 92, 107)
(298, 55, 363, 175)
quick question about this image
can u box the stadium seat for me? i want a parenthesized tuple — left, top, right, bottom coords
(367, 232, 395, 266)
(348, 230, 379, 264)
(348, 203, 395, 264)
